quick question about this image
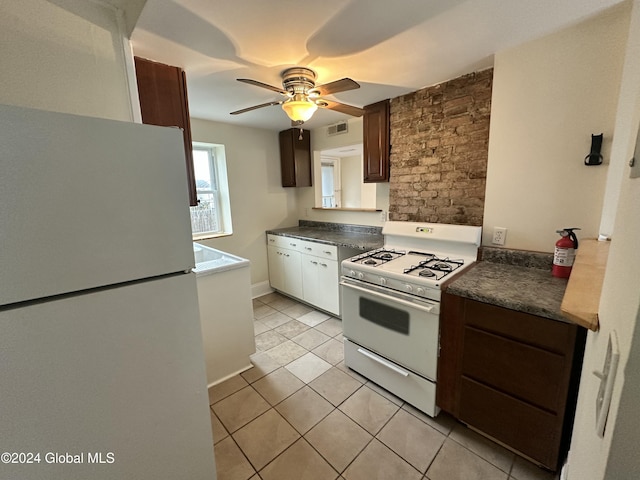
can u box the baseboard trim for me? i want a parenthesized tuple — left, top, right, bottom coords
(207, 364, 253, 389)
(251, 280, 273, 299)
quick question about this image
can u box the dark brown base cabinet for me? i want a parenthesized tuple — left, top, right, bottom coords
(438, 292, 586, 471)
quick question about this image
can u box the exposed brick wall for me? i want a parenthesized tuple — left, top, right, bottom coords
(388, 69, 493, 226)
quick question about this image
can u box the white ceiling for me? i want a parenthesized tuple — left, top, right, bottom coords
(130, 0, 624, 131)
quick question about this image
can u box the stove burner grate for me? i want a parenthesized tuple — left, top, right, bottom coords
(430, 262, 453, 272)
(351, 248, 406, 266)
(418, 269, 436, 277)
(402, 256, 465, 279)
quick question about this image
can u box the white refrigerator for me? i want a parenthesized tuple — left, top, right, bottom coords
(0, 104, 217, 479)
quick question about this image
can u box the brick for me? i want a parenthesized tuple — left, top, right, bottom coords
(388, 68, 492, 225)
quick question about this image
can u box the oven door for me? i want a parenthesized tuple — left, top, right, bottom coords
(340, 278, 440, 380)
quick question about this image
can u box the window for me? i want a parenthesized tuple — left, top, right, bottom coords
(320, 158, 341, 208)
(189, 143, 232, 239)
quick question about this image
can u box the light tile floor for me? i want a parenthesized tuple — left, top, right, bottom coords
(211, 292, 561, 480)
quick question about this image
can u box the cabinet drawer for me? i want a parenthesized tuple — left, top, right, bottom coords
(459, 377, 561, 469)
(465, 300, 575, 354)
(267, 234, 286, 248)
(299, 239, 337, 259)
(344, 339, 438, 417)
(462, 327, 567, 412)
(267, 234, 303, 250)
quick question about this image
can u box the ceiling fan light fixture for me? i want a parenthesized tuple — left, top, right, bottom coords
(282, 96, 318, 122)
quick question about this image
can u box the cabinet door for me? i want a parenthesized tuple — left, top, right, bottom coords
(302, 255, 321, 307)
(363, 99, 390, 183)
(301, 254, 339, 315)
(316, 258, 339, 315)
(267, 245, 285, 291)
(280, 249, 302, 298)
(279, 128, 311, 187)
(134, 57, 197, 205)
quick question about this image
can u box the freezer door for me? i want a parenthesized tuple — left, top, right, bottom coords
(0, 274, 217, 480)
(0, 104, 195, 305)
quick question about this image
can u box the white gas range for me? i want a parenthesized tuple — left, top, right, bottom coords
(340, 221, 481, 417)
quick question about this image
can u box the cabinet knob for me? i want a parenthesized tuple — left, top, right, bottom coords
(320, 263, 327, 267)
(290, 243, 297, 247)
(323, 251, 332, 255)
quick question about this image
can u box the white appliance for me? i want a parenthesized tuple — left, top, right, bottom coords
(0, 104, 216, 479)
(341, 221, 481, 417)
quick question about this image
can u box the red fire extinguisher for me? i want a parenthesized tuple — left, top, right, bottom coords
(552, 228, 580, 278)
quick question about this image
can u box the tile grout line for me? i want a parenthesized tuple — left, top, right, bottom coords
(247, 293, 549, 480)
(251, 294, 434, 478)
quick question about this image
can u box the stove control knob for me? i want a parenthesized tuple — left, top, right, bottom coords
(379, 277, 387, 285)
(349, 270, 356, 277)
(357, 272, 365, 280)
(405, 284, 413, 292)
(416, 287, 425, 296)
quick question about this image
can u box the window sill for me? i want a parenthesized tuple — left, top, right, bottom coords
(192, 231, 232, 241)
(312, 207, 382, 212)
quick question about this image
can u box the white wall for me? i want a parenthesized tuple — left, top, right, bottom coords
(299, 117, 390, 225)
(0, 0, 134, 121)
(482, 3, 630, 252)
(190, 118, 299, 288)
(340, 154, 362, 208)
(567, 0, 640, 477)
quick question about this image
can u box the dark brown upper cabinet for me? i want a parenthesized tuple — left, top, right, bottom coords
(134, 56, 197, 206)
(279, 128, 311, 187)
(363, 99, 390, 183)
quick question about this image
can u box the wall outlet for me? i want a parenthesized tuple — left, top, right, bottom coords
(492, 227, 507, 245)
(380, 210, 386, 222)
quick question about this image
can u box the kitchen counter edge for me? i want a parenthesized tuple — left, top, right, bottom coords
(266, 226, 384, 251)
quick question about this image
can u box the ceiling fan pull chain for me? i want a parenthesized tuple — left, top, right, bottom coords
(299, 128, 303, 140)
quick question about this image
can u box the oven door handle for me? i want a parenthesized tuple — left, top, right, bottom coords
(357, 348, 409, 377)
(340, 280, 439, 315)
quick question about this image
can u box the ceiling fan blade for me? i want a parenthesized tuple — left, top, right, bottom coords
(230, 101, 282, 115)
(237, 78, 287, 95)
(318, 100, 364, 117)
(312, 78, 360, 96)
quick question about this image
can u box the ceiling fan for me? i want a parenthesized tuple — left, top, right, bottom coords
(230, 67, 364, 124)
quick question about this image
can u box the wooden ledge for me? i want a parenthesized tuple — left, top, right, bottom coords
(312, 207, 382, 212)
(561, 239, 610, 331)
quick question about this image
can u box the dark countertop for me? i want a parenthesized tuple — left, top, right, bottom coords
(267, 221, 384, 251)
(446, 247, 570, 322)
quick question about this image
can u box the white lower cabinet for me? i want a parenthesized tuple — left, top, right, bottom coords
(267, 245, 302, 299)
(267, 234, 352, 316)
(301, 254, 339, 315)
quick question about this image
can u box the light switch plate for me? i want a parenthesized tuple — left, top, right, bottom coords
(594, 330, 620, 438)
